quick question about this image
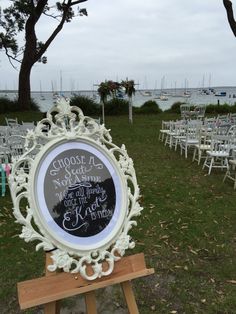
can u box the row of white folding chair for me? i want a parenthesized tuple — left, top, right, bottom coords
(180, 104, 206, 120)
(160, 119, 236, 186)
(192, 125, 236, 166)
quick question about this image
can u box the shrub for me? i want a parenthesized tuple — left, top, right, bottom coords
(230, 103, 236, 113)
(205, 103, 231, 114)
(0, 97, 40, 113)
(138, 100, 162, 114)
(105, 98, 129, 115)
(70, 95, 99, 116)
(28, 98, 40, 111)
(0, 97, 17, 113)
(165, 101, 184, 114)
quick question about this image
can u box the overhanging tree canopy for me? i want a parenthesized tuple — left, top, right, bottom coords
(0, 0, 88, 110)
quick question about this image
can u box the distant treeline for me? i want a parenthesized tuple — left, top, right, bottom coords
(1, 95, 236, 115)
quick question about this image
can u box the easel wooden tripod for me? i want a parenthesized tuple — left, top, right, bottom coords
(17, 252, 154, 314)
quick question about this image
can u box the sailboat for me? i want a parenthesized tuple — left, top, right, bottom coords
(39, 81, 46, 101)
(51, 80, 59, 103)
(155, 76, 168, 100)
(140, 76, 152, 97)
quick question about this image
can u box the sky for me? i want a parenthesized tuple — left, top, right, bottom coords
(1, 0, 236, 91)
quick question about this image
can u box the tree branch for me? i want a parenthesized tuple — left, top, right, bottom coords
(71, 0, 88, 5)
(3, 45, 21, 70)
(35, 0, 87, 61)
(223, 0, 236, 37)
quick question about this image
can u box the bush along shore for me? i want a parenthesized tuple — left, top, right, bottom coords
(2, 94, 236, 116)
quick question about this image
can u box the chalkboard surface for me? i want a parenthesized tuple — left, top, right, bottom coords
(43, 148, 116, 238)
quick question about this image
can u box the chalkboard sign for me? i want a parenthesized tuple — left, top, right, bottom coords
(34, 140, 125, 251)
(9, 99, 142, 280)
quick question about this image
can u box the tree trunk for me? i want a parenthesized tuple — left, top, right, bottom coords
(128, 96, 133, 124)
(18, 61, 33, 111)
(101, 100, 105, 125)
(223, 0, 236, 37)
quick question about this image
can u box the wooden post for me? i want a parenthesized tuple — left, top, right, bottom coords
(85, 291, 97, 313)
(44, 253, 60, 314)
(121, 281, 139, 314)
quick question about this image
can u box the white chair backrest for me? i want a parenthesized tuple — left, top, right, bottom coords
(7, 135, 25, 161)
(194, 105, 206, 119)
(5, 117, 19, 127)
(0, 145, 10, 164)
(180, 104, 191, 119)
(210, 134, 231, 154)
(227, 125, 236, 136)
(215, 124, 231, 135)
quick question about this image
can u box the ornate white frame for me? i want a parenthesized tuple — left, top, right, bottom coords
(9, 98, 142, 280)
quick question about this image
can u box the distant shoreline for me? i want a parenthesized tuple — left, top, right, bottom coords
(1, 86, 236, 93)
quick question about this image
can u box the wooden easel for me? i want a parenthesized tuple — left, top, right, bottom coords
(17, 252, 154, 314)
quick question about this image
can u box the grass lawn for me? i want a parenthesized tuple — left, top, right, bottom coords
(0, 112, 236, 313)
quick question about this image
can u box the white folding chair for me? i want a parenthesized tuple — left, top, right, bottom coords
(203, 135, 231, 175)
(223, 150, 236, 189)
(5, 117, 19, 127)
(192, 129, 212, 165)
(180, 104, 191, 120)
(172, 123, 187, 151)
(180, 121, 202, 158)
(159, 121, 171, 142)
(7, 135, 25, 163)
(194, 105, 206, 120)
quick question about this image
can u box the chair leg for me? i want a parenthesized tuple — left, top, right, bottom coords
(175, 139, 178, 151)
(192, 147, 196, 162)
(164, 135, 169, 146)
(225, 158, 229, 170)
(208, 157, 214, 175)
(202, 156, 207, 170)
(185, 145, 188, 159)
(223, 169, 229, 182)
(234, 174, 236, 189)
(198, 150, 202, 165)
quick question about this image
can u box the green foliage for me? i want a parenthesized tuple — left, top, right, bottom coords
(0, 1, 87, 56)
(105, 98, 129, 115)
(205, 103, 232, 114)
(97, 81, 112, 102)
(165, 101, 185, 114)
(70, 95, 99, 116)
(138, 100, 162, 114)
(121, 79, 136, 98)
(29, 98, 40, 112)
(0, 97, 40, 113)
(97, 79, 136, 102)
(0, 1, 88, 111)
(230, 103, 236, 113)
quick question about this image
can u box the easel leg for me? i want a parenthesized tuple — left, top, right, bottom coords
(45, 253, 60, 314)
(85, 291, 97, 314)
(121, 281, 139, 314)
